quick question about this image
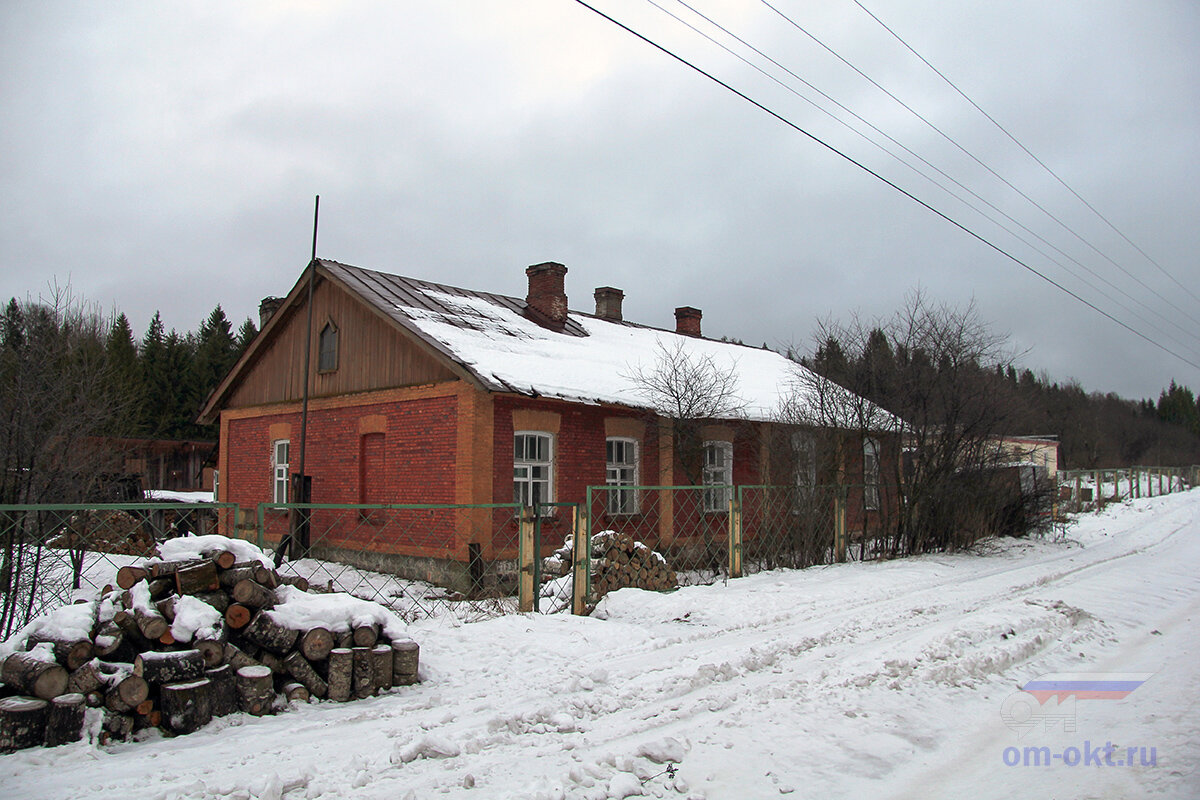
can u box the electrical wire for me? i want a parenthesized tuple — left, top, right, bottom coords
(646, 0, 1200, 352)
(568, 0, 1200, 371)
(759, 0, 1200, 331)
(851, 0, 1200, 310)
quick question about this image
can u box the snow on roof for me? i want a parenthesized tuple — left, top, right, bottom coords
(325, 260, 866, 424)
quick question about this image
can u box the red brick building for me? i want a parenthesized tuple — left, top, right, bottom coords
(199, 260, 894, 584)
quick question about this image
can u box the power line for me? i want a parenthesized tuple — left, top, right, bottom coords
(851, 0, 1200, 310)
(758, 0, 1200, 332)
(641, 0, 1200, 353)
(568, 0, 1200, 372)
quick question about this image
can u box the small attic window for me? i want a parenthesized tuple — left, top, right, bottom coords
(318, 321, 338, 372)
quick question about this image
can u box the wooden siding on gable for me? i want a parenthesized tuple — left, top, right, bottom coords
(226, 276, 458, 409)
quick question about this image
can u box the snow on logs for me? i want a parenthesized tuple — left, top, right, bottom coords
(544, 530, 678, 597)
(0, 535, 420, 751)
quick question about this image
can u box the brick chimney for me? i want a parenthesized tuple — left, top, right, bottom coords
(594, 287, 624, 322)
(675, 306, 702, 337)
(525, 262, 568, 330)
(259, 296, 284, 329)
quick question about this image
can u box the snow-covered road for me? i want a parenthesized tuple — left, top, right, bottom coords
(4, 490, 1197, 800)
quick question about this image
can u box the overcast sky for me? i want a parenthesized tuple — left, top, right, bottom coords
(2, 1, 1197, 401)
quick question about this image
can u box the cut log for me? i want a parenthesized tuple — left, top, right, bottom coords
(218, 565, 258, 589)
(100, 709, 134, 743)
(283, 651, 327, 699)
(326, 648, 352, 702)
(222, 643, 262, 674)
(149, 558, 207, 579)
(84, 691, 104, 708)
(67, 661, 104, 695)
(146, 577, 174, 600)
(231, 579, 275, 609)
(26, 633, 94, 672)
(209, 549, 238, 570)
(192, 591, 230, 613)
(175, 561, 220, 596)
(96, 663, 149, 713)
(133, 707, 162, 731)
(281, 682, 310, 703)
(299, 627, 334, 662)
(224, 603, 252, 630)
(134, 649, 204, 686)
(336, 631, 355, 649)
(391, 640, 420, 685)
(371, 645, 393, 692)
(2, 652, 69, 700)
(112, 609, 151, 651)
(0, 696, 49, 752)
(235, 666, 274, 716)
(43, 693, 86, 747)
(279, 574, 309, 592)
(258, 650, 286, 675)
(242, 611, 298, 655)
(194, 634, 227, 669)
(352, 623, 379, 648)
(116, 565, 149, 590)
(352, 647, 374, 699)
(160, 678, 213, 734)
(205, 664, 237, 717)
(134, 605, 170, 641)
(252, 565, 280, 589)
(92, 621, 124, 659)
(154, 595, 177, 622)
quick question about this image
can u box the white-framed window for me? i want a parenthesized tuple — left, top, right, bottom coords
(605, 437, 639, 514)
(702, 440, 733, 513)
(318, 321, 338, 372)
(272, 439, 290, 503)
(863, 436, 880, 511)
(514, 431, 553, 510)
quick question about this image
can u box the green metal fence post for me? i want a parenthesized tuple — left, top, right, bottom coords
(728, 493, 742, 579)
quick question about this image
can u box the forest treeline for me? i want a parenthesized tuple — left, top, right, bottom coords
(800, 326, 1200, 469)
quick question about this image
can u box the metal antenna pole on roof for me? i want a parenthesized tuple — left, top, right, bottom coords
(287, 195, 319, 561)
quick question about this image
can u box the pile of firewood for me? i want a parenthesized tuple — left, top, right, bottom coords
(544, 530, 677, 597)
(47, 510, 156, 557)
(0, 537, 420, 752)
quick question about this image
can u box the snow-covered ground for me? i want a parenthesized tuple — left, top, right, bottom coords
(3, 490, 1198, 800)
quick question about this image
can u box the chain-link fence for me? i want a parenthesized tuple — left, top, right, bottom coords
(585, 485, 735, 590)
(736, 485, 847, 575)
(0, 503, 237, 638)
(256, 501, 536, 623)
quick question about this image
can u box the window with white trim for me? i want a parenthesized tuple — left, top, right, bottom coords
(605, 437, 639, 514)
(272, 439, 290, 503)
(514, 432, 553, 509)
(863, 436, 880, 511)
(702, 440, 733, 513)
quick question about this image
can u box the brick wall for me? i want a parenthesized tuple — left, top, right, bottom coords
(221, 387, 460, 557)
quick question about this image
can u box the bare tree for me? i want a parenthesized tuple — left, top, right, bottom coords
(0, 286, 136, 635)
(625, 339, 744, 484)
(783, 290, 1048, 556)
